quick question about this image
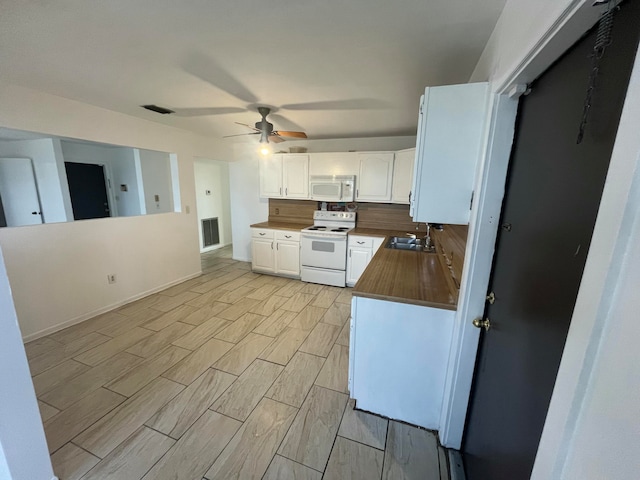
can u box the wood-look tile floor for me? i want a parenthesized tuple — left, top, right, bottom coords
(28, 246, 450, 480)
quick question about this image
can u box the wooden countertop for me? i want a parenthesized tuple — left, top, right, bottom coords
(250, 221, 312, 231)
(351, 226, 468, 310)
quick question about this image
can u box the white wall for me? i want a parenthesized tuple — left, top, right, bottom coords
(0, 246, 54, 480)
(139, 149, 174, 214)
(229, 136, 416, 262)
(0, 138, 71, 223)
(0, 83, 229, 340)
(194, 159, 232, 252)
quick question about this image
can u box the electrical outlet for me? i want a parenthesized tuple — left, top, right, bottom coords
(275, 208, 280, 215)
(107, 274, 117, 284)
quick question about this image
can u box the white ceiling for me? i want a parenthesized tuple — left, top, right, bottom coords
(0, 0, 505, 142)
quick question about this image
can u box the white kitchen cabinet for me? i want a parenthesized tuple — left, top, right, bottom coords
(251, 228, 300, 277)
(346, 235, 385, 287)
(391, 148, 415, 204)
(411, 82, 490, 224)
(259, 156, 283, 198)
(259, 154, 309, 199)
(356, 152, 394, 202)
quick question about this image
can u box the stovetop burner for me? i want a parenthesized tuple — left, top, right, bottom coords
(307, 226, 327, 231)
(331, 228, 349, 232)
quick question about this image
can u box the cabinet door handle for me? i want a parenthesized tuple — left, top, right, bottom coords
(357, 241, 365, 244)
(356, 189, 359, 198)
(280, 187, 282, 196)
(349, 250, 352, 257)
(285, 235, 292, 238)
(276, 243, 279, 250)
(409, 191, 412, 204)
(285, 187, 288, 196)
(271, 242, 274, 249)
(259, 232, 266, 236)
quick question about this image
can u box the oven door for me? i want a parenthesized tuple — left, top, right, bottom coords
(300, 234, 347, 270)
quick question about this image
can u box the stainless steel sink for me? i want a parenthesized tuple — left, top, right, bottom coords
(385, 236, 436, 252)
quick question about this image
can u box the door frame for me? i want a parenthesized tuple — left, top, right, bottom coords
(439, 0, 635, 452)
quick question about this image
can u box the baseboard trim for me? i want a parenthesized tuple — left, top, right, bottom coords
(22, 271, 202, 343)
(449, 450, 466, 480)
(232, 255, 251, 262)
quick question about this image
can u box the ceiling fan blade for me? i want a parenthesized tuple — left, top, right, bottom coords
(269, 134, 285, 144)
(173, 107, 246, 117)
(281, 98, 389, 111)
(223, 132, 259, 138)
(181, 52, 258, 104)
(234, 122, 261, 132)
(274, 131, 307, 139)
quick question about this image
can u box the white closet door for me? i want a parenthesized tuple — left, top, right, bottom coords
(0, 157, 43, 226)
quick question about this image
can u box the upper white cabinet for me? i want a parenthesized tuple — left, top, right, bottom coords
(411, 82, 490, 224)
(260, 154, 309, 199)
(391, 148, 415, 204)
(356, 152, 395, 202)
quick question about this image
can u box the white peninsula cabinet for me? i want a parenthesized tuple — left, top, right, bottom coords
(349, 296, 455, 429)
(356, 152, 395, 202)
(410, 82, 490, 224)
(259, 154, 309, 199)
(346, 235, 385, 287)
(251, 228, 301, 277)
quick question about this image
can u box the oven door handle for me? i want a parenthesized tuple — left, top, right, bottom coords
(301, 234, 347, 242)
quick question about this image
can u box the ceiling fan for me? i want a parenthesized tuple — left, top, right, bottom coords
(224, 107, 307, 144)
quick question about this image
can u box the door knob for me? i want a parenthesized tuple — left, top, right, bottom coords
(472, 317, 491, 331)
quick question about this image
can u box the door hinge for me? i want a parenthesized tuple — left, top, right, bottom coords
(502, 223, 512, 232)
(470, 191, 474, 210)
(486, 292, 495, 304)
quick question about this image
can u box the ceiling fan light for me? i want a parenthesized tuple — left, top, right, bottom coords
(259, 144, 272, 156)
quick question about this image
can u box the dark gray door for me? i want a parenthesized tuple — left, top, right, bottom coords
(462, 2, 640, 479)
(65, 162, 111, 220)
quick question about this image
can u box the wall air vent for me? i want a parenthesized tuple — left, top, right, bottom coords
(141, 104, 175, 115)
(202, 217, 220, 248)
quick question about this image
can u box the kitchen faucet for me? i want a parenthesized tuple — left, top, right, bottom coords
(423, 223, 435, 252)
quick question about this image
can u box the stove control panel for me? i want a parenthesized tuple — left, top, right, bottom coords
(313, 211, 356, 221)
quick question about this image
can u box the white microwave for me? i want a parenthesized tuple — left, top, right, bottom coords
(309, 175, 355, 202)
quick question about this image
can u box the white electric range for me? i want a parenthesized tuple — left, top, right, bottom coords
(300, 211, 356, 287)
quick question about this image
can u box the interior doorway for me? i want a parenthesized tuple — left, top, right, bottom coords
(194, 159, 233, 253)
(462, 2, 640, 478)
(0, 157, 43, 226)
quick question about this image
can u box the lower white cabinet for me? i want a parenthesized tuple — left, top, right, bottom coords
(251, 228, 300, 277)
(346, 235, 385, 287)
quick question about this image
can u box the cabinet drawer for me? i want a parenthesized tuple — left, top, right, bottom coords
(275, 230, 300, 242)
(252, 228, 274, 239)
(349, 236, 373, 248)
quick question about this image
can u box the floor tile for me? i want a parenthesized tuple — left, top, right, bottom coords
(41, 351, 142, 410)
(382, 421, 440, 480)
(48, 311, 124, 344)
(81, 426, 174, 480)
(117, 294, 161, 316)
(263, 455, 322, 480)
(338, 399, 388, 450)
(163, 338, 234, 385)
(258, 327, 309, 365)
(324, 436, 384, 480)
(218, 297, 262, 321)
(315, 344, 349, 393)
(249, 295, 288, 316)
(335, 290, 353, 304)
(274, 281, 305, 298)
(171, 317, 231, 350)
(143, 305, 199, 331)
(219, 273, 260, 291)
(180, 302, 230, 323)
(205, 398, 298, 480)
(159, 277, 204, 297)
(31, 359, 90, 396)
(252, 309, 298, 337)
(29, 332, 110, 375)
(266, 352, 325, 408)
(146, 368, 236, 439)
(74, 377, 184, 458)
(50, 443, 100, 480)
(97, 308, 163, 337)
(38, 400, 59, 422)
(281, 292, 316, 313)
(25, 336, 63, 360)
(191, 270, 246, 294)
(278, 385, 348, 471)
(126, 322, 194, 358)
(106, 345, 191, 397)
(73, 327, 153, 367)
(215, 285, 255, 303)
(335, 321, 350, 346)
(142, 410, 241, 480)
(246, 283, 280, 300)
(214, 312, 265, 343)
(43, 387, 126, 454)
(243, 275, 275, 290)
(321, 302, 351, 326)
(211, 359, 283, 421)
(299, 322, 341, 357)
(299, 283, 325, 295)
(438, 445, 450, 480)
(311, 288, 340, 308)
(151, 291, 201, 312)
(288, 306, 328, 332)
(213, 333, 274, 376)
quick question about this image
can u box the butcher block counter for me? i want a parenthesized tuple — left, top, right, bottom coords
(250, 221, 311, 231)
(351, 225, 467, 310)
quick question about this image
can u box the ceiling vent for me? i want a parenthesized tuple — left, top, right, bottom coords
(141, 104, 175, 115)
